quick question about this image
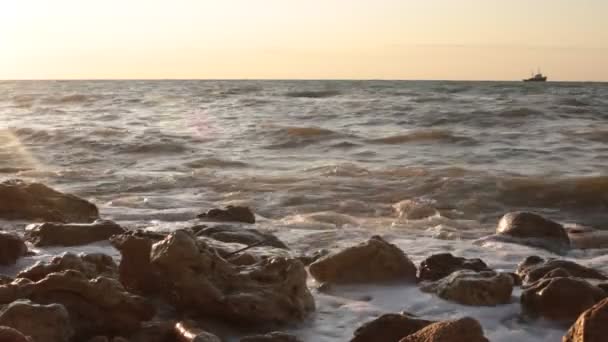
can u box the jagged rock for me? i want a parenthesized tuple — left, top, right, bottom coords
(110, 234, 160, 294)
(0, 300, 73, 342)
(25, 220, 125, 247)
(0, 232, 28, 265)
(241, 332, 301, 342)
(191, 225, 287, 249)
(174, 321, 221, 342)
(17, 252, 117, 281)
(495, 212, 570, 253)
(351, 313, 434, 342)
(564, 297, 608, 342)
(393, 199, 437, 220)
(521, 277, 605, 322)
(421, 270, 513, 306)
(0, 270, 154, 340)
(115, 230, 314, 324)
(517, 256, 607, 284)
(197, 206, 255, 224)
(398, 317, 489, 342)
(417, 253, 491, 282)
(0, 326, 31, 342)
(0, 179, 99, 223)
(309, 236, 417, 284)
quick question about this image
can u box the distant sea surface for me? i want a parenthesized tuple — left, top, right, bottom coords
(2, 80, 608, 341)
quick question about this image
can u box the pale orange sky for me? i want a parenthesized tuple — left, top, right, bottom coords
(1, 0, 607, 81)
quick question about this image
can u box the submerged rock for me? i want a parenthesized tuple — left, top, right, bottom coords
(17, 252, 117, 282)
(351, 312, 434, 342)
(0, 232, 28, 265)
(398, 317, 489, 342)
(417, 253, 491, 282)
(564, 297, 608, 342)
(494, 211, 570, 253)
(0, 270, 154, 339)
(0, 326, 31, 342)
(191, 224, 287, 249)
(517, 256, 607, 284)
(521, 277, 605, 323)
(309, 236, 417, 284)
(421, 270, 513, 306)
(0, 300, 73, 342)
(0, 179, 99, 223)
(240, 332, 301, 342)
(197, 205, 255, 224)
(393, 199, 437, 220)
(25, 220, 125, 247)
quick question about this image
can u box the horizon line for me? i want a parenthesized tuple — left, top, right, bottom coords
(1, 78, 607, 83)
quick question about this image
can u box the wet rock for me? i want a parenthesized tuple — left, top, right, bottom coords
(517, 256, 607, 284)
(563, 297, 608, 342)
(191, 224, 287, 249)
(351, 312, 434, 342)
(26, 219, 125, 247)
(0, 326, 31, 342)
(421, 270, 513, 306)
(174, 321, 221, 342)
(110, 234, 160, 294)
(118, 230, 314, 324)
(17, 252, 117, 281)
(0, 179, 99, 223)
(129, 321, 175, 342)
(87, 338, 129, 342)
(227, 252, 258, 266)
(0, 300, 73, 342)
(398, 317, 489, 342)
(0, 270, 154, 339)
(417, 253, 491, 282)
(241, 332, 301, 342)
(309, 236, 417, 284)
(393, 199, 437, 220)
(197, 206, 255, 224)
(0, 232, 28, 265)
(495, 211, 570, 253)
(568, 227, 608, 249)
(297, 249, 329, 266)
(521, 277, 605, 322)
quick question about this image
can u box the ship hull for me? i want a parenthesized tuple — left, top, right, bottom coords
(523, 77, 547, 82)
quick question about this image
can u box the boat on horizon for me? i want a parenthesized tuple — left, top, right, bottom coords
(523, 69, 547, 82)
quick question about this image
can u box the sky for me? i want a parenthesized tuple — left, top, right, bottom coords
(0, 0, 607, 81)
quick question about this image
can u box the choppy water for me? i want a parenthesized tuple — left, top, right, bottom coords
(2, 80, 608, 341)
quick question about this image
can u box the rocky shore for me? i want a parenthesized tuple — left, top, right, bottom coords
(1, 179, 607, 341)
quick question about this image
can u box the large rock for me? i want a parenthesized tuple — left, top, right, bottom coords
(0, 179, 99, 223)
(418, 253, 491, 282)
(0, 270, 154, 340)
(241, 332, 301, 342)
(197, 205, 255, 224)
(0, 300, 73, 342)
(495, 212, 570, 253)
(0, 232, 28, 265)
(398, 317, 489, 342)
(521, 277, 605, 323)
(25, 220, 125, 247)
(17, 252, 117, 282)
(517, 256, 607, 284)
(0, 326, 31, 342)
(110, 234, 160, 295)
(309, 236, 417, 284)
(421, 270, 513, 306)
(564, 298, 608, 342)
(173, 321, 221, 342)
(351, 313, 433, 342)
(115, 230, 314, 324)
(191, 224, 288, 249)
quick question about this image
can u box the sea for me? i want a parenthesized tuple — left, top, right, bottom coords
(2, 80, 608, 341)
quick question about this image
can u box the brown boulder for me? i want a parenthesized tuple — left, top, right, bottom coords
(17, 252, 117, 281)
(418, 253, 490, 282)
(495, 211, 570, 253)
(309, 236, 417, 284)
(191, 224, 287, 249)
(421, 270, 513, 306)
(197, 206, 255, 224)
(564, 297, 608, 342)
(521, 277, 605, 322)
(25, 220, 125, 247)
(173, 321, 221, 342)
(398, 317, 489, 342)
(0, 179, 99, 223)
(0, 232, 28, 265)
(0, 270, 154, 340)
(351, 313, 433, 342)
(110, 234, 160, 294)
(0, 300, 73, 342)
(0, 326, 31, 342)
(517, 256, 607, 284)
(129, 321, 175, 342)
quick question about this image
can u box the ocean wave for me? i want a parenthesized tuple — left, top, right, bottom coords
(118, 141, 190, 154)
(369, 129, 474, 144)
(560, 98, 590, 107)
(498, 107, 545, 117)
(284, 90, 341, 98)
(184, 158, 249, 169)
(43, 94, 92, 104)
(263, 126, 345, 149)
